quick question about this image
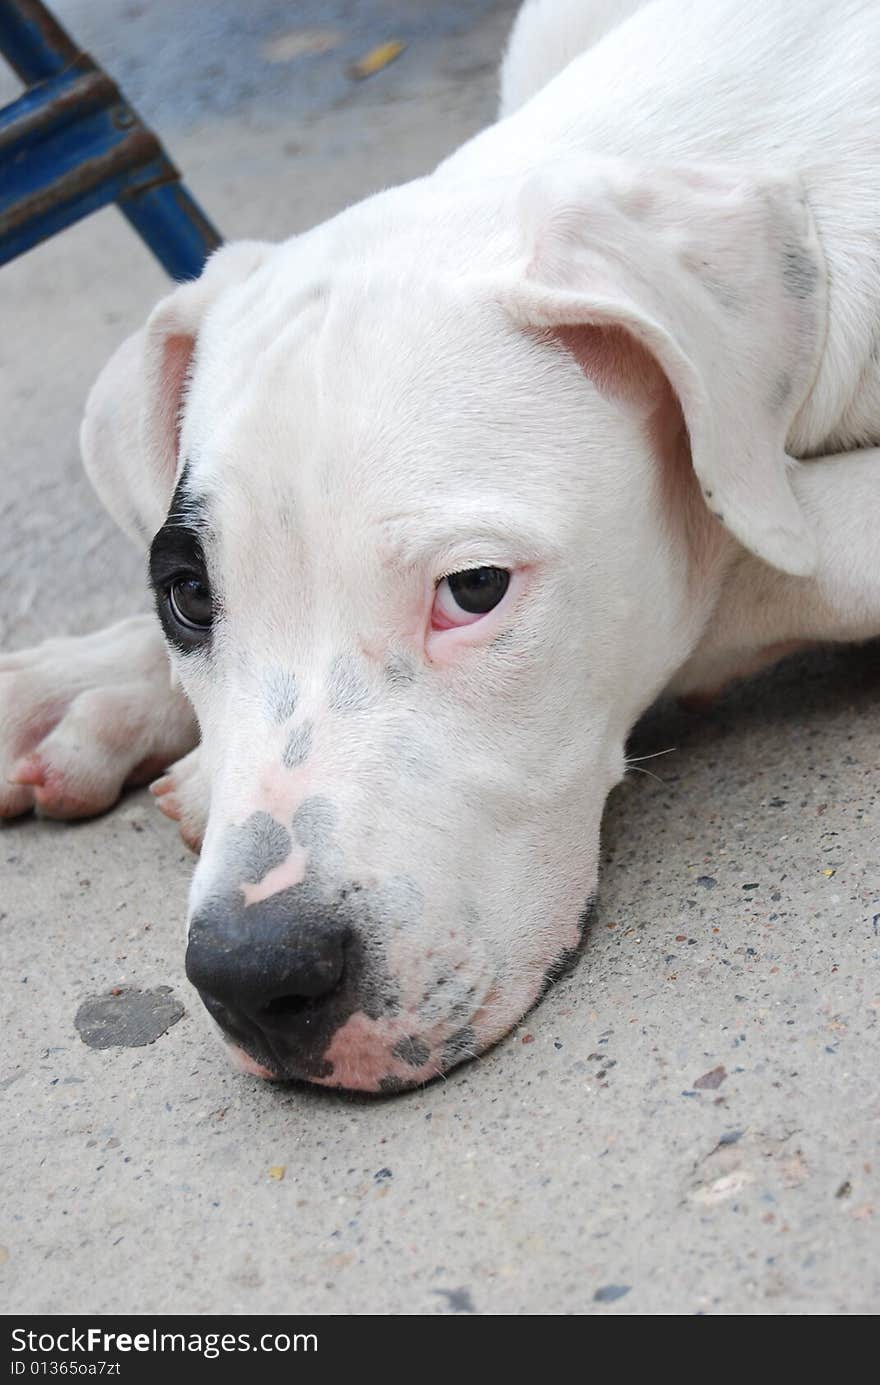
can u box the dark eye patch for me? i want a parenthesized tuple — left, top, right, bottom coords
(168, 575, 213, 631)
(149, 463, 214, 654)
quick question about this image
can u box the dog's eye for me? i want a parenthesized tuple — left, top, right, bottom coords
(432, 567, 510, 629)
(168, 576, 213, 632)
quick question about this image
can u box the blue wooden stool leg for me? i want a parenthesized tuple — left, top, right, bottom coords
(0, 0, 222, 280)
(119, 182, 223, 284)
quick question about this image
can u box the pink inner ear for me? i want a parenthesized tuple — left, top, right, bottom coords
(158, 331, 196, 471)
(554, 323, 669, 417)
(555, 322, 722, 574)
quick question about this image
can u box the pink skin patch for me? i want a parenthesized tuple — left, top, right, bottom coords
(9, 753, 48, 787)
(235, 761, 317, 835)
(430, 594, 487, 632)
(227, 1044, 278, 1080)
(12, 748, 175, 819)
(241, 846, 308, 906)
(149, 772, 176, 799)
(314, 1011, 440, 1091)
(150, 775, 203, 852)
(315, 975, 550, 1091)
(11, 754, 101, 818)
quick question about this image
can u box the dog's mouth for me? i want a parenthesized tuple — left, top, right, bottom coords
(223, 1039, 439, 1093)
(220, 1031, 447, 1093)
(201, 987, 488, 1094)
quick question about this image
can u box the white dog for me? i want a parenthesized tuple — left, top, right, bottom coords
(2, 0, 879, 1091)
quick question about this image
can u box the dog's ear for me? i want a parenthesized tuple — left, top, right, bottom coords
(501, 162, 826, 576)
(80, 240, 268, 545)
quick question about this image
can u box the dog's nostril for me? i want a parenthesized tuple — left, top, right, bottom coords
(185, 910, 351, 1034)
(261, 993, 314, 1019)
(259, 951, 348, 1020)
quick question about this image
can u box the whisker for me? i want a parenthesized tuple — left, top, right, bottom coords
(627, 764, 665, 784)
(627, 745, 677, 764)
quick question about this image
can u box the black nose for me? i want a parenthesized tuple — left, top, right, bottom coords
(185, 905, 350, 1059)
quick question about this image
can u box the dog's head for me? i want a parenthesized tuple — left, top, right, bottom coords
(82, 161, 824, 1089)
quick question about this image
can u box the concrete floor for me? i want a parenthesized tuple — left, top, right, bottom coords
(1, 1, 878, 1316)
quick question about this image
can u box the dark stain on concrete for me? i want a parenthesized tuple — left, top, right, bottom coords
(593, 1284, 631, 1303)
(433, 1286, 476, 1313)
(75, 986, 185, 1050)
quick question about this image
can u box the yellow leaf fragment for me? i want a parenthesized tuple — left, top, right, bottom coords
(349, 39, 406, 80)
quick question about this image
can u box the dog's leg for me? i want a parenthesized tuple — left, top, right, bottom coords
(672, 448, 880, 698)
(149, 746, 210, 852)
(0, 615, 201, 833)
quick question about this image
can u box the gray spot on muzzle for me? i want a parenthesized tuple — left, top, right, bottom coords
(292, 796, 337, 849)
(264, 668, 299, 722)
(282, 720, 313, 769)
(392, 1035, 431, 1068)
(379, 1075, 409, 1093)
(386, 730, 436, 783)
(226, 811, 292, 885)
(441, 1026, 476, 1070)
(384, 652, 416, 687)
(418, 974, 477, 1027)
(327, 655, 371, 714)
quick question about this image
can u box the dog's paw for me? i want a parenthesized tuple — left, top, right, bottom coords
(0, 616, 198, 821)
(150, 747, 209, 853)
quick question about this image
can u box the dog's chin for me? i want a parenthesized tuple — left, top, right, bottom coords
(223, 1044, 436, 1092)
(225, 1042, 281, 1081)
(219, 1013, 480, 1093)
(217, 953, 586, 1093)
(221, 1036, 445, 1094)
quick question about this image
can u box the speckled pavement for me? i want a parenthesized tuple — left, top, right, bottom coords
(1, 0, 878, 1317)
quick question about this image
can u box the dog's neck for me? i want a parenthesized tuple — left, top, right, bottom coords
(670, 448, 880, 700)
